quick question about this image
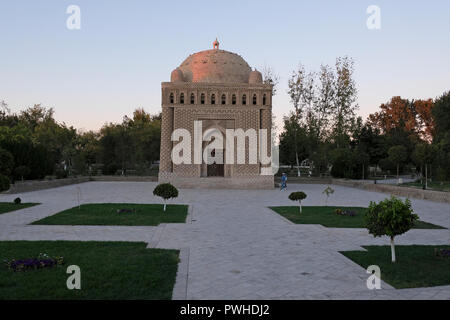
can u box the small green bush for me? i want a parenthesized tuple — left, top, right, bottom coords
(153, 183, 179, 212)
(14, 197, 21, 204)
(0, 174, 10, 192)
(322, 186, 334, 205)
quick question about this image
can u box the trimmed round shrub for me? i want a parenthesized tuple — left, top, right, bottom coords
(289, 191, 307, 214)
(0, 174, 10, 192)
(14, 197, 21, 204)
(153, 183, 179, 211)
(288, 191, 307, 202)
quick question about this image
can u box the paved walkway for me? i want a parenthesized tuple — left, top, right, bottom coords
(1, 181, 450, 299)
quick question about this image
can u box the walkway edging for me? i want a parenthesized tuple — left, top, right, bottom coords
(172, 247, 190, 300)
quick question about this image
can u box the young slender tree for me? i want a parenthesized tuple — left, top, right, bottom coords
(314, 64, 336, 141)
(287, 65, 307, 176)
(333, 57, 359, 147)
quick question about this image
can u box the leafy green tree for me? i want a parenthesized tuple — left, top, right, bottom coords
(332, 56, 359, 147)
(330, 148, 351, 178)
(365, 197, 418, 262)
(0, 147, 14, 176)
(354, 124, 387, 172)
(0, 174, 10, 192)
(14, 165, 30, 182)
(355, 148, 370, 180)
(432, 136, 450, 181)
(99, 109, 161, 175)
(153, 183, 178, 212)
(412, 143, 435, 187)
(432, 91, 450, 141)
(279, 114, 308, 168)
(0, 125, 53, 180)
(314, 64, 335, 141)
(387, 145, 408, 179)
(287, 65, 310, 176)
(18, 104, 55, 131)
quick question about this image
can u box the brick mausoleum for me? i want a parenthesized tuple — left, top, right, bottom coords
(158, 39, 274, 189)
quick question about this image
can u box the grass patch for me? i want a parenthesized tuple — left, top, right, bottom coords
(341, 245, 450, 289)
(0, 241, 179, 299)
(31, 203, 188, 226)
(269, 206, 445, 229)
(402, 181, 450, 192)
(0, 202, 39, 214)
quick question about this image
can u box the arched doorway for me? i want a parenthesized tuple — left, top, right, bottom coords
(202, 125, 226, 177)
(207, 149, 224, 177)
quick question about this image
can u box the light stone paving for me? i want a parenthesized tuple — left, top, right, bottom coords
(0, 181, 450, 299)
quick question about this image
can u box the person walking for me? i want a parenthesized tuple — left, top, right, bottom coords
(280, 173, 288, 191)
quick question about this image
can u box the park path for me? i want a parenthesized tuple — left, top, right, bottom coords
(1, 181, 450, 299)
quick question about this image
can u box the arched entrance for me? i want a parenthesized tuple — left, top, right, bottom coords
(201, 125, 226, 177)
(207, 149, 224, 177)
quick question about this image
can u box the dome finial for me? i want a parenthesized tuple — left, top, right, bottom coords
(213, 38, 219, 50)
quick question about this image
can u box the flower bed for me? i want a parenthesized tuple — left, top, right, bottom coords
(4, 253, 64, 272)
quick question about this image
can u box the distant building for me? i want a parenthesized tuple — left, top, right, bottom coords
(159, 40, 274, 189)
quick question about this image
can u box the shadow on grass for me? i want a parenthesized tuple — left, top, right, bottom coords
(31, 203, 188, 226)
(269, 206, 445, 229)
(341, 245, 450, 289)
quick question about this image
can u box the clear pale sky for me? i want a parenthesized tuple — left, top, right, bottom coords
(1, 0, 449, 132)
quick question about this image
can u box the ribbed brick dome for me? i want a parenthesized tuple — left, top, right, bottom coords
(176, 49, 252, 84)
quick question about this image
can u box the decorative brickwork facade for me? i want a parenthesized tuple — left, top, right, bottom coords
(158, 42, 274, 189)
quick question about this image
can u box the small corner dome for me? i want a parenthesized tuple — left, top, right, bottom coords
(249, 69, 263, 84)
(171, 68, 184, 82)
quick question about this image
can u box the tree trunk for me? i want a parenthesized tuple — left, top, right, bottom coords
(425, 164, 428, 189)
(295, 152, 301, 177)
(390, 237, 396, 263)
(163, 200, 166, 212)
(299, 200, 302, 214)
(397, 164, 400, 184)
(420, 165, 423, 184)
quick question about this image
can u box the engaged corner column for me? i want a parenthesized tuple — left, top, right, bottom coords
(260, 108, 272, 173)
(160, 106, 174, 174)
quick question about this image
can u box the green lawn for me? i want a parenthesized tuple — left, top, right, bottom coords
(269, 206, 445, 229)
(402, 181, 450, 192)
(341, 245, 450, 289)
(0, 241, 179, 299)
(0, 202, 40, 214)
(31, 203, 188, 226)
